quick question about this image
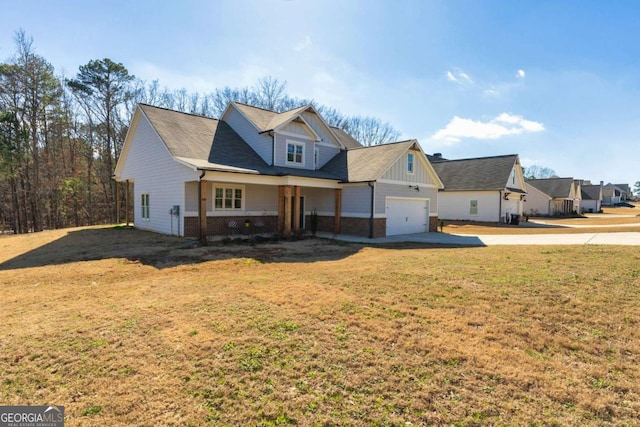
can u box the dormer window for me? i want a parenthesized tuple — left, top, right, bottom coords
(407, 153, 414, 174)
(287, 141, 304, 166)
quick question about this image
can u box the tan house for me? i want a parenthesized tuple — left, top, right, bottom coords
(525, 178, 581, 216)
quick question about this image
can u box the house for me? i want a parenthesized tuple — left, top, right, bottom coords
(524, 177, 581, 216)
(580, 184, 603, 213)
(113, 102, 444, 242)
(430, 154, 527, 223)
(602, 183, 630, 205)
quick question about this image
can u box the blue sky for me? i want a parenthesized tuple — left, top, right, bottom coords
(1, 0, 639, 187)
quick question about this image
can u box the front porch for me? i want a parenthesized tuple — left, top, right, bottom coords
(184, 178, 345, 243)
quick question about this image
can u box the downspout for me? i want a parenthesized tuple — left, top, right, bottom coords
(368, 181, 375, 238)
(498, 190, 503, 223)
(271, 132, 275, 165)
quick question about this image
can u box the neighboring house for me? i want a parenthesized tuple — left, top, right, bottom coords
(524, 178, 581, 216)
(615, 183, 630, 198)
(430, 154, 527, 223)
(580, 184, 603, 213)
(602, 184, 625, 205)
(114, 102, 444, 241)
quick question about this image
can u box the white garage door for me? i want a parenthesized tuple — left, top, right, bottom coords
(386, 198, 429, 236)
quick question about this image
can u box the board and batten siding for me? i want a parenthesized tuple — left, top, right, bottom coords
(281, 121, 313, 138)
(273, 134, 314, 169)
(437, 191, 501, 222)
(382, 150, 433, 184)
(301, 111, 342, 148)
(224, 107, 273, 164)
(121, 114, 198, 236)
(375, 182, 438, 216)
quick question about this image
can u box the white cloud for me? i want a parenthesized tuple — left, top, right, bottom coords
(446, 68, 473, 85)
(431, 113, 545, 144)
(293, 36, 312, 52)
(516, 69, 526, 79)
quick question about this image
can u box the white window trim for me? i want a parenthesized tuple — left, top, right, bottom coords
(213, 185, 246, 211)
(470, 200, 478, 215)
(407, 153, 415, 174)
(286, 140, 305, 166)
(141, 193, 150, 221)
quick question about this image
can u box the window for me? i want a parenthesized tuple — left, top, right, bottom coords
(511, 169, 516, 185)
(214, 186, 243, 210)
(470, 200, 478, 215)
(407, 153, 414, 174)
(287, 141, 304, 165)
(141, 193, 150, 220)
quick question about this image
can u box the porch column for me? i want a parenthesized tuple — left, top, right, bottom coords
(283, 185, 292, 236)
(198, 180, 208, 245)
(334, 188, 342, 234)
(293, 185, 301, 233)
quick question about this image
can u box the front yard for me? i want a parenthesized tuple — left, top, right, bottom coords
(1, 226, 639, 425)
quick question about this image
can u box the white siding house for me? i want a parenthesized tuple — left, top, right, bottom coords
(115, 103, 443, 240)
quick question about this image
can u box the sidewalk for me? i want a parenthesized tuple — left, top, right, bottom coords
(316, 231, 640, 246)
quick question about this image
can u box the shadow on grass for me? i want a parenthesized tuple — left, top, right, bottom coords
(0, 226, 478, 271)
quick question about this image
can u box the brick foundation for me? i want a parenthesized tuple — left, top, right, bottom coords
(184, 216, 278, 238)
(185, 215, 392, 238)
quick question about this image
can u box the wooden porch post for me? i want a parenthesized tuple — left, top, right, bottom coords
(293, 185, 301, 233)
(198, 180, 208, 245)
(334, 188, 342, 234)
(283, 185, 292, 236)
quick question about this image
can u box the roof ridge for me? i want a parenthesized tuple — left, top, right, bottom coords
(435, 153, 518, 162)
(233, 101, 310, 115)
(347, 139, 416, 151)
(139, 103, 219, 122)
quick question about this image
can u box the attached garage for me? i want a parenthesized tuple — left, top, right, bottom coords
(385, 197, 429, 236)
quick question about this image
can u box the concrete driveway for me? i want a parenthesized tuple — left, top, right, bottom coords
(318, 231, 640, 246)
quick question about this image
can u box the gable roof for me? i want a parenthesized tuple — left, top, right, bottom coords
(321, 139, 443, 185)
(430, 154, 522, 191)
(119, 103, 438, 185)
(526, 177, 575, 199)
(581, 184, 602, 201)
(331, 127, 362, 149)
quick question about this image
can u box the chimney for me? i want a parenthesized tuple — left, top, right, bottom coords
(433, 153, 442, 158)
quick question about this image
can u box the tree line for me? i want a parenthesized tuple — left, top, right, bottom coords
(0, 31, 400, 234)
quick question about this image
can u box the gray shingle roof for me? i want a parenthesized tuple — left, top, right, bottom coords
(233, 102, 310, 132)
(331, 127, 362, 149)
(138, 104, 430, 183)
(430, 154, 519, 191)
(321, 140, 417, 182)
(140, 104, 339, 179)
(526, 177, 575, 198)
(581, 184, 602, 201)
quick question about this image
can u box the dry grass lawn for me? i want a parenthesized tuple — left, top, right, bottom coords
(443, 202, 640, 235)
(1, 226, 640, 426)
